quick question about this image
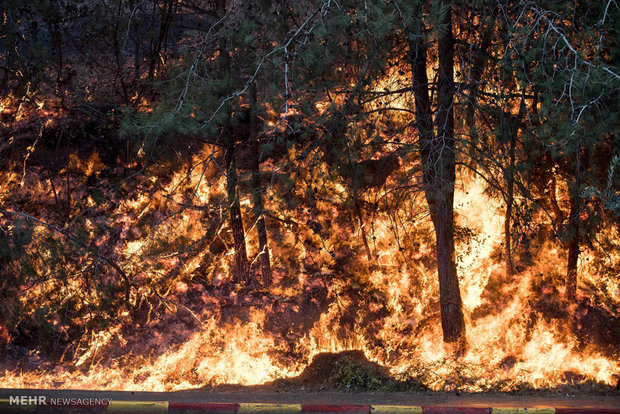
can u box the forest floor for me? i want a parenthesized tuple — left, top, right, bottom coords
(1, 351, 619, 408)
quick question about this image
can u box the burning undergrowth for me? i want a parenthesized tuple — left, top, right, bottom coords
(0, 114, 619, 393)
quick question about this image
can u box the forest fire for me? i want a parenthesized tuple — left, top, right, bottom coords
(0, 158, 617, 392)
(0, 0, 619, 398)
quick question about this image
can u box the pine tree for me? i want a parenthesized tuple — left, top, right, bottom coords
(409, 0, 465, 345)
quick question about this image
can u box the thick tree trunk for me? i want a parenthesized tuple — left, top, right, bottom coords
(431, 196, 465, 344)
(410, 1, 465, 345)
(250, 82, 272, 285)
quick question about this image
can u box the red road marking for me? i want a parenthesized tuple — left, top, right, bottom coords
(423, 408, 491, 414)
(168, 401, 239, 413)
(555, 410, 620, 414)
(302, 404, 370, 413)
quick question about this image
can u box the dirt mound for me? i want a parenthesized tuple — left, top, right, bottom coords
(272, 350, 421, 391)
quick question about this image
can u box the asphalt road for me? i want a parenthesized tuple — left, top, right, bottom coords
(0, 388, 619, 408)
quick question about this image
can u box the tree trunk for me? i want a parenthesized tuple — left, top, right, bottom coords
(565, 152, 582, 301)
(504, 186, 514, 276)
(353, 193, 374, 262)
(226, 139, 249, 283)
(217, 0, 248, 284)
(250, 82, 272, 285)
(465, 22, 492, 133)
(148, 0, 175, 80)
(504, 101, 522, 276)
(410, 1, 465, 345)
(549, 173, 565, 226)
(52, 20, 65, 108)
(565, 207, 579, 301)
